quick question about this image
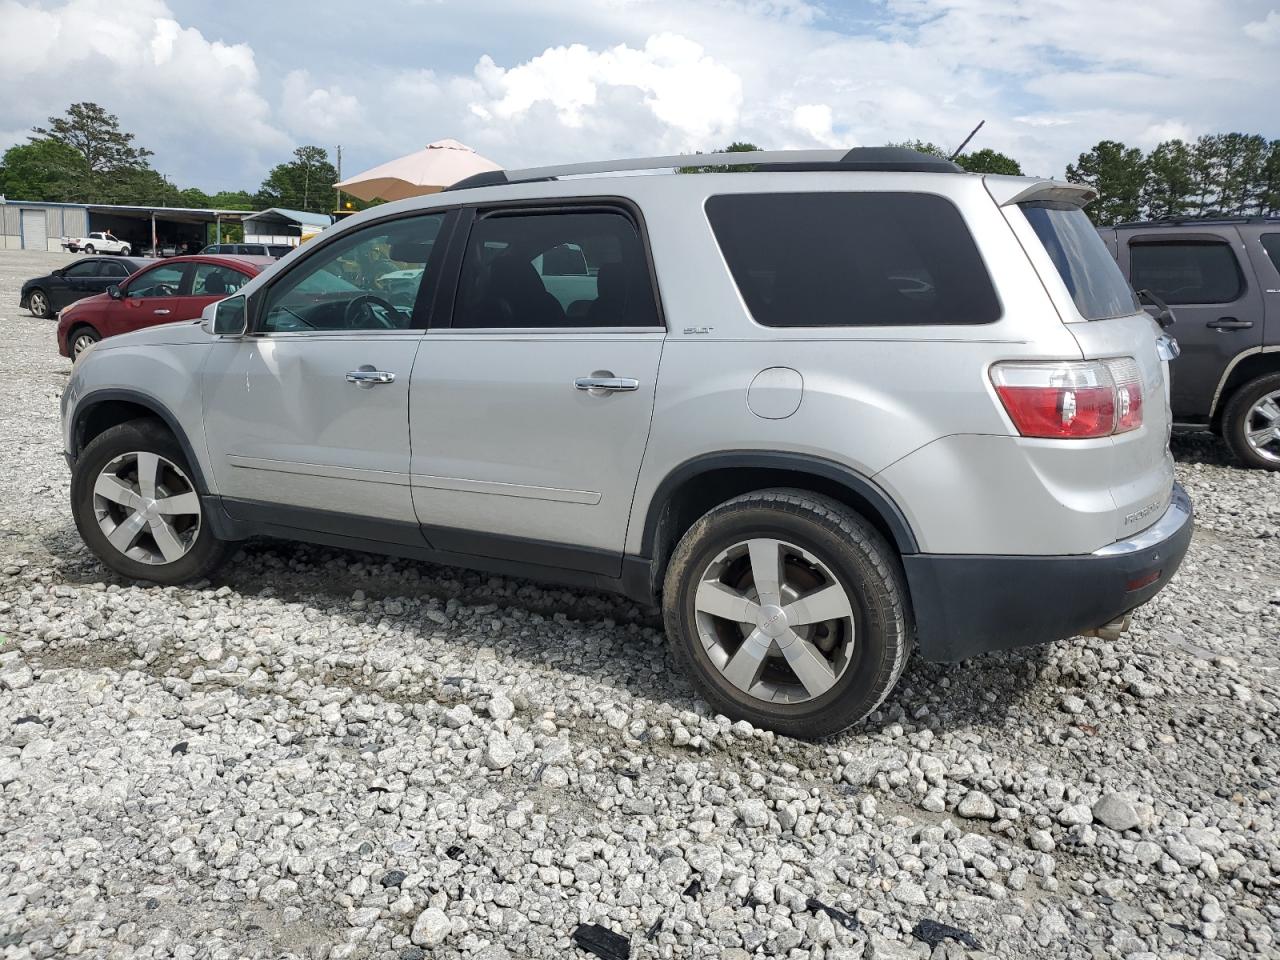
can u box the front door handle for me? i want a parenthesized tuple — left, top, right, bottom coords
(575, 376, 639, 393)
(1207, 317, 1253, 330)
(346, 368, 396, 387)
(153, 309, 170, 315)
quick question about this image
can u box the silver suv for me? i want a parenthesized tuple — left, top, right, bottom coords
(60, 148, 1193, 738)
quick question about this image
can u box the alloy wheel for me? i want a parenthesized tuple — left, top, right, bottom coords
(693, 537, 856, 704)
(93, 451, 201, 565)
(72, 332, 98, 357)
(1244, 389, 1280, 465)
(29, 291, 49, 317)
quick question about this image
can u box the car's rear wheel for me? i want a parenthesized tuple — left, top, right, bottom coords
(71, 420, 230, 584)
(1223, 373, 1280, 471)
(69, 326, 100, 359)
(662, 489, 912, 739)
(27, 289, 51, 318)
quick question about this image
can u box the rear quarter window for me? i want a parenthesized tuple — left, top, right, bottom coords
(1020, 203, 1137, 320)
(1129, 241, 1243, 305)
(705, 192, 1001, 327)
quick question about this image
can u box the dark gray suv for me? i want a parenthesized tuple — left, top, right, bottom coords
(1101, 218, 1280, 469)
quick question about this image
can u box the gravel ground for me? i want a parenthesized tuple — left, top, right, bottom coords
(0, 248, 1277, 960)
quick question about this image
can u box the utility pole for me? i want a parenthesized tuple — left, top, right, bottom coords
(336, 145, 342, 213)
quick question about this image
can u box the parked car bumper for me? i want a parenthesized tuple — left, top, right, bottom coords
(903, 483, 1193, 661)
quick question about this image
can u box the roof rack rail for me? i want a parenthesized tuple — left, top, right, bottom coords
(444, 147, 963, 192)
(1113, 214, 1280, 228)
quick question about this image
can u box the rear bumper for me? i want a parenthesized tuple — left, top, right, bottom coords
(903, 484, 1193, 662)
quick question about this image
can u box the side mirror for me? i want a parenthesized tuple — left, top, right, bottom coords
(207, 295, 247, 336)
(52, 268, 65, 278)
(106, 284, 123, 300)
(1136, 288, 1175, 329)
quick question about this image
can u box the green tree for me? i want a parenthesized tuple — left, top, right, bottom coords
(0, 138, 86, 201)
(1257, 141, 1280, 216)
(176, 186, 212, 208)
(679, 141, 762, 173)
(955, 148, 1022, 175)
(889, 140, 1021, 173)
(889, 139, 948, 158)
(209, 189, 257, 210)
(32, 102, 153, 201)
(1065, 141, 1147, 225)
(1141, 140, 1196, 219)
(256, 145, 338, 213)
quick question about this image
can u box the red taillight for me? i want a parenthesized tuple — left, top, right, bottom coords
(990, 359, 1144, 439)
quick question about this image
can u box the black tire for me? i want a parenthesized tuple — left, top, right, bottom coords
(69, 325, 101, 359)
(662, 489, 912, 739)
(27, 288, 52, 319)
(71, 419, 230, 584)
(118, 245, 130, 256)
(83, 244, 95, 254)
(1222, 372, 1280, 471)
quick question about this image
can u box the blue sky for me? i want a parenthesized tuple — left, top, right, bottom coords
(3, 0, 1278, 193)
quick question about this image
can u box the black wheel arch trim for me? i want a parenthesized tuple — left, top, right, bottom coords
(70, 388, 211, 494)
(639, 451, 920, 558)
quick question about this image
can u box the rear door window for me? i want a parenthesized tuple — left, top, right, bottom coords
(705, 192, 1000, 326)
(98, 260, 130, 278)
(451, 209, 660, 328)
(1261, 234, 1280, 275)
(192, 263, 249, 296)
(1020, 203, 1137, 320)
(1130, 241, 1243, 304)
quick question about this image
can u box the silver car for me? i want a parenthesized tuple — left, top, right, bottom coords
(60, 147, 1192, 738)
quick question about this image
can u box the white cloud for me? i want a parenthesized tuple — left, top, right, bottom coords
(791, 103, 838, 145)
(1, 0, 1276, 191)
(0, 0, 286, 186)
(1245, 9, 1280, 41)
(280, 70, 361, 137)
(468, 34, 742, 146)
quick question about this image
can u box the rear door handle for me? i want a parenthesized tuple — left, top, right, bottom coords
(1207, 317, 1252, 330)
(346, 369, 396, 387)
(575, 377, 639, 393)
(153, 309, 170, 315)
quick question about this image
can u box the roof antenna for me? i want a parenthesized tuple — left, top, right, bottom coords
(948, 120, 985, 161)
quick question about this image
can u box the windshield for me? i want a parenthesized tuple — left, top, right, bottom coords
(1021, 203, 1138, 321)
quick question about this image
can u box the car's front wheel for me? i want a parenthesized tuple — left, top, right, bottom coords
(27, 289, 51, 318)
(69, 326, 102, 359)
(83, 244, 95, 254)
(71, 419, 230, 584)
(118, 245, 130, 256)
(662, 489, 912, 739)
(1223, 373, 1280, 471)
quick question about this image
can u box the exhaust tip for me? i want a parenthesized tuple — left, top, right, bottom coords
(1081, 613, 1132, 642)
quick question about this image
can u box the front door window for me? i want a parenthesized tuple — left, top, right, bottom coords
(259, 214, 445, 333)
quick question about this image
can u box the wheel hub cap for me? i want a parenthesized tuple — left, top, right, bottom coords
(1244, 389, 1280, 463)
(693, 537, 856, 705)
(93, 451, 201, 565)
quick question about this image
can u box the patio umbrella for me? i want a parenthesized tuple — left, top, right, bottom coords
(335, 139, 501, 201)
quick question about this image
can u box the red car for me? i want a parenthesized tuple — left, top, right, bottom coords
(57, 255, 274, 359)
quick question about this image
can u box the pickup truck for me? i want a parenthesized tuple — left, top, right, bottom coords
(61, 232, 131, 255)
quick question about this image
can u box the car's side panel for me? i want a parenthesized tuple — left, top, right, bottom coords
(622, 174, 1090, 558)
(1116, 226, 1264, 419)
(201, 332, 424, 526)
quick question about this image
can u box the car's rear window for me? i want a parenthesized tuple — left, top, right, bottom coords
(1020, 203, 1137, 320)
(705, 192, 1001, 327)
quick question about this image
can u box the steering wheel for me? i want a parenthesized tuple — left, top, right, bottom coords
(147, 283, 177, 297)
(343, 294, 402, 329)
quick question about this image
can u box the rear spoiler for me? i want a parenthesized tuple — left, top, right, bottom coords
(983, 175, 1096, 208)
